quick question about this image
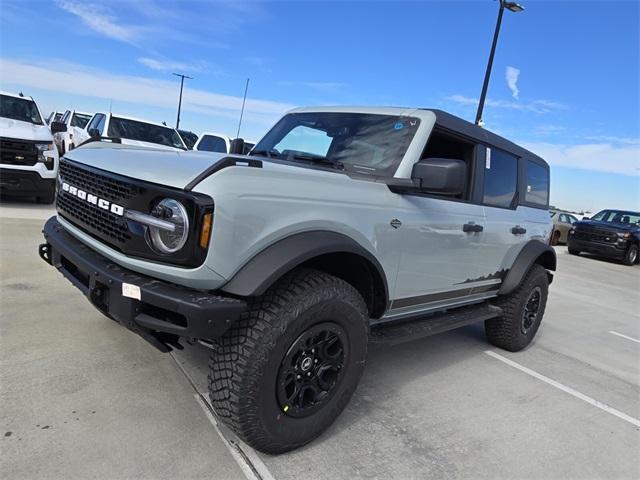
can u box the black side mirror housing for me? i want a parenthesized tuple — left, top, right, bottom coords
(411, 158, 467, 196)
(50, 121, 67, 134)
(229, 138, 245, 154)
(88, 128, 100, 138)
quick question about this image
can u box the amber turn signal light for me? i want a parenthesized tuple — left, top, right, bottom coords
(199, 213, 213, 249)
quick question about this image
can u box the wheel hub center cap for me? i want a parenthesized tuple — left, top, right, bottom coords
(301, 357, 313, 372)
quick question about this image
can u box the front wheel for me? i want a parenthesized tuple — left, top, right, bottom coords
(622, 244, 638, 266)
(485, 264, 549, 352)
(568, 248, 580, 256)
(208, 269, 368, 454)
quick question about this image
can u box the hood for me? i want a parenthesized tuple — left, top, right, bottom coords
(576, 219, 639, 232)
(64, 142, 227, 189)
(0, 117, 53, 142)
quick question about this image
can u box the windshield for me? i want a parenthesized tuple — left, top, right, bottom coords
(71, 113, 91, 129)
(0, 94, 43, 125)
(108, 117, 186, 150)
(591, 210, 640, 225)
(252, 112, 420, 176)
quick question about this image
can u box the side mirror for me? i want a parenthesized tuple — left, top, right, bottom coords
(582, 217, 589, 221)
(50, 121, 67, 134)
(88, 128, 100, 138)
(229, 138, 245, 154)
(411, 158, 467, 196)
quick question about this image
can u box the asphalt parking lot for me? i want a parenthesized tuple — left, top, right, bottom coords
(1, 200, 639, 480)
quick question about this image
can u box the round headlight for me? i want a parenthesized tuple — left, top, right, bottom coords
(148, 198, 189, 254)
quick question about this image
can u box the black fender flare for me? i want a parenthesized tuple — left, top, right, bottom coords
(221, 231, 389, 304)
(499, 240, 556, 295)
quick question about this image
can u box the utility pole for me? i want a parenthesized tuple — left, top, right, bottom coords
(475, 0, 524, 126)
(172, 73, 193, 130)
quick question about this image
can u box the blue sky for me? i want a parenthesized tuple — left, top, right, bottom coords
(1, 0, 638, 212)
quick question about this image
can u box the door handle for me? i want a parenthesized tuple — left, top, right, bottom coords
(463, 223, 484, 233)
(511, 226, 527, 235)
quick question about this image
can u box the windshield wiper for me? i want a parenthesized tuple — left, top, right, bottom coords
(291, 154, 345, 171)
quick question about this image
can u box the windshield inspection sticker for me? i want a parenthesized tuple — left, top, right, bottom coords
(122, 282, 141, 300)
(394, 122, 404, 130)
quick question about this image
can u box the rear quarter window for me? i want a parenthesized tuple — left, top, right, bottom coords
(525, 160, 549, 207)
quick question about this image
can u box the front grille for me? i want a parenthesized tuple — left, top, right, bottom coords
(0, 138, 38, 166)
(57, 190, 131, 245)
(59, 160, 141, 204)
(574, 227, 618, 243)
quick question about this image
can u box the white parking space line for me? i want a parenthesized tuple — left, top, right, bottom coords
(609, 331, 640, 344)
(484, 350, 640, 428)
(170, 353, 276, 480)
(194, 394, 276, 480)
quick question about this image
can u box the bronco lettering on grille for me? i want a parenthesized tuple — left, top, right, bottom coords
(61, 182, 125, 216)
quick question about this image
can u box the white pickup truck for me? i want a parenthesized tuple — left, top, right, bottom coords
(51, 109, 92, 155)
(74, 112, 187, 151)
(0, 91, 59, 203)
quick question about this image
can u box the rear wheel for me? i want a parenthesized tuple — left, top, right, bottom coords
(486, 264, 549, 352)
(568, 248, 580, 256)
(622, 244, 638, 266)
(208, 269, 368, 454)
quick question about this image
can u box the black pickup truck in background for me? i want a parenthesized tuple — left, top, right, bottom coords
(567, 209, 640, 266)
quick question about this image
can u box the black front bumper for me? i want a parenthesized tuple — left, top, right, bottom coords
(567, 236, 627, 259)
(40, 216, 246, 352)
(0, 169, 55, 197)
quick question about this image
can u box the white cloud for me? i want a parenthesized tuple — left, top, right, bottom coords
(583, 135, 640, 146)
(521, 141, 640, 177)
(447, 94, 568, 114)
(137, 57, 207, 73)
(55, 0, 140, 43)
(505, 66, 520, 99)
(0, 58, 294, 126)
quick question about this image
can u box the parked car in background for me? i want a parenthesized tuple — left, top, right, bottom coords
(46, 111, 63, 126)
(550, 210, 579, 245)
(194, 131, 231, 153)
(177, 129, 198, 150)
(0, 91, 59, 203)
(52, 109, 92, 155)
(567, 209, 640, 265)
(75, 112, 187, 151)
(194, 132, 255, 154)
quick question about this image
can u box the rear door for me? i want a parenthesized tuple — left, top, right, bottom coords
(480, 147, 529, 278)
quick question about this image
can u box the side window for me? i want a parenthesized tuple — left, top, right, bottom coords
(420, 130, 475, 199)
(568, 215, 579, 224)
(483, 148, 517, 208)
(559, 214, 569, 223)
(525, 160, 549, 207)
(198, 135, 228, 153)
(96, 114, 106, 135)
(86, 114, 100, 132)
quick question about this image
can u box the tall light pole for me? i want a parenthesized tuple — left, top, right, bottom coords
(475, 0, 524, 126)
(172, 72, 193, 130)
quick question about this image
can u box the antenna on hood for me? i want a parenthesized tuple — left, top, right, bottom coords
(236, 78, 250, 139)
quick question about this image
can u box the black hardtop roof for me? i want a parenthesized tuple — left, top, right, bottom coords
(424, 109, 548, 167)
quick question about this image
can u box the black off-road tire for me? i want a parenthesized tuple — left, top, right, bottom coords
(568, 248, 580, 256)
(208, 268, 369, 454)
(622, 243, 639, 266)
(485, 264, 548, 352)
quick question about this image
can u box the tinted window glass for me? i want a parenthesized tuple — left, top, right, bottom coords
(71, 113, 91, 129)
(96, 115, 106, 134)
(568, 214, 579, 223)
(0, 94, 43, 125)
(483, 148, 517, 208)
(525, 160, 549, 206)
(591, 210, 640, 225)
(178, 130, 198, 149)
(198, 135, 228, 153)
(107, 117, 186, 149)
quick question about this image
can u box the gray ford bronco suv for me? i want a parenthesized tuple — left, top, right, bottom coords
(39, 106, 555, 453)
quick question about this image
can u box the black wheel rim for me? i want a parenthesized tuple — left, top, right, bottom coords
(276, 322, 348, 418)
(522, 287, 542, 334)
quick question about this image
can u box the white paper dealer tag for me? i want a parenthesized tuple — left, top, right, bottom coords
(122, 282, 141, 300)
